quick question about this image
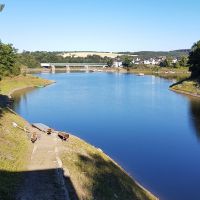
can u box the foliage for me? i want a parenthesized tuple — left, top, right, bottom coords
(160, 57, 172, 67)
(122, 56, 133, 68)
(173, 61, 180, 68)
(106, 58, 113, 67)
(17, 51, 108, 68)
(188, 40, 200, 77)
(179, 55, 188, 67)
(0, 41, 20, 78)
(118, 49, 189, 59)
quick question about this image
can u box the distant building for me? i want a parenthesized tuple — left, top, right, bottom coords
(144, 60, 151, 65)
(113, 61, 123, 68)
(172, 58, 178, 64)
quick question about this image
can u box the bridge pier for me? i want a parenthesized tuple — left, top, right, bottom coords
(50, 65, 55, 73)
(85, 65, 89, 73)
(66, 65, 70, 72)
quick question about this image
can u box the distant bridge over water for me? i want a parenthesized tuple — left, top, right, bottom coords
(41, 63, 107, 72)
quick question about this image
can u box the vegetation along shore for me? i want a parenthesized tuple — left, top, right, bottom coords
(0, 39, 158, 200)
(170, 40, 200, 98)
(0, 37, 200, 199)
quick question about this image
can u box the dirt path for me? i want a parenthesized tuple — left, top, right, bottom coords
(17, 128, 70, 200)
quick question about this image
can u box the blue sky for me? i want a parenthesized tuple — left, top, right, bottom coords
(0, 0, 200, 51)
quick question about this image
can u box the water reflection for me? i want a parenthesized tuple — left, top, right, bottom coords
(11, 88, 37, 113)
(10, 73, 200, 200)
(189, 98, 200, 140)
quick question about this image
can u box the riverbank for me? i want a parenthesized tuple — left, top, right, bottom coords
(170, 78, 200, 98)
(0, 75, 54, 199)
(0, 75, 158, 200)
(0, 75, 54, 97)
(25, 66, 190, 81)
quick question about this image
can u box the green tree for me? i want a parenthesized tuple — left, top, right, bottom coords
(122, 57, 133, 69)
(106, 58, 113, 67)
(179, 56, 188, 67)
(0, 41, 20, 78)
(160, 57, 172, 67)
(173, 62, 180, 68)
(188, 40, 200, 77)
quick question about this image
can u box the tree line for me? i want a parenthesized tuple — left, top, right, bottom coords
(0, 41, 20, 79)
(0, 39, 200, 78)
(17, 51, 109, 68)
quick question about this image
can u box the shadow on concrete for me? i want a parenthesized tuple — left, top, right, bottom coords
(0, 168, 79, 200)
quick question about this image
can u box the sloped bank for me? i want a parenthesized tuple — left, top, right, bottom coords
(0, 75, 54, 200)
(170, 78, 200, 98)
(0, 75, 158, 200)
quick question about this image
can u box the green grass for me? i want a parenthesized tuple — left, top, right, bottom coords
(0, 108, 32, 200)
(0, 75, 53, 95)
(61, 135, 158, 200)
(170, 78, 200, 96)
(0, 75, 53, 199)
(128, 67, 190, 81)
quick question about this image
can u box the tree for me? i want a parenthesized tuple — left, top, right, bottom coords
(173, 62, 180, 68)
(160, 57, 172, 67)
(106, 58, 113, 67)
(179, 56, 188, 67)
(0, 4, 5, 12)
(122, 57, 133, 69)
(0, 41, 20, 78)
(188, 40, 200, 78)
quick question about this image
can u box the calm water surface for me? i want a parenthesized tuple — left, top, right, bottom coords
(12, 72, 200, 200)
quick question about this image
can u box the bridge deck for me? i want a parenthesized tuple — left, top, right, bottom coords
(41, 63, 106, 67)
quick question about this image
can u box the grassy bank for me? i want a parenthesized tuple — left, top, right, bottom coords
(61, 135, 157, 200)
(170, 78, 200, 97)
(0, 75, 53, 96)
(0, 75, 53, 199)
(0, 108, 31, 199)
(0, 74, 158, 200)
(128, 67, 190, 81)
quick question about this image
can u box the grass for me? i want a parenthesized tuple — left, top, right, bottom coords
(0, 108, 32, 200)
(0, 75, 53, 95)
(0, 74, 53, 199)
(170, 78, 200, 96)
(61, 135, 158, 200)
(128, 67, 190, 81)
(0, 74, 158, 199)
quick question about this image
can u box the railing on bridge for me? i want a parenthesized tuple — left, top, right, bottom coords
(41, 63, 107, 68)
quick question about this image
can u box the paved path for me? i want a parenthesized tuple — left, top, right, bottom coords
(17, 129, 70, 200)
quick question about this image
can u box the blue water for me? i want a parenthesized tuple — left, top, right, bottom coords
(12, 72, 200, 200)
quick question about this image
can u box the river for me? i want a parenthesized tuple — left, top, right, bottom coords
(12, 72, 200, 200)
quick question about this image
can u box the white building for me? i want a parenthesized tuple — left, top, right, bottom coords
(172, 58, 178, 64)
(113, 61, 123, 68)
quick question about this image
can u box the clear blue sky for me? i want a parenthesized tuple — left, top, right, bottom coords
(0, 0, 200, 52)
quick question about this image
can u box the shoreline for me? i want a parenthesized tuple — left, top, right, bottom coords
(0, 75, 158, 200)
(8, 81, 55, 98)
(170, 87, 200, 98)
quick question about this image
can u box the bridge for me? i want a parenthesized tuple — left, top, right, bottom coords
(41, 63, 107, 72)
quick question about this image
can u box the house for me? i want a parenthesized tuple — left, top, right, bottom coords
(172, 58, 178, 64)
(113, 61, 123, 68)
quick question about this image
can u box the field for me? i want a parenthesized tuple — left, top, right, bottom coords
(61, 51, 129, 58)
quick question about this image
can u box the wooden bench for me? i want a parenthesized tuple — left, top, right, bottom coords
(58, 132, 69, 141)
